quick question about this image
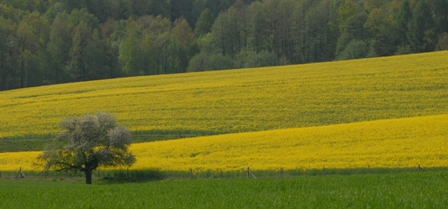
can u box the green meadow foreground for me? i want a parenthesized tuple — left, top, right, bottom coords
(1, 171, 448, 208)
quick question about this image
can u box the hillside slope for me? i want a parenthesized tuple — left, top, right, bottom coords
(129, 114, 448, 171)
(1, 51, 447, 140)
(2, 114, 447, 171)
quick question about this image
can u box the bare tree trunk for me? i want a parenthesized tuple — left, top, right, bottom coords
(85, 166, 92, 185)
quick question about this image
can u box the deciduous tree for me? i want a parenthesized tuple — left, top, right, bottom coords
(338, 0, 356, 32)
(407, 0, 436, 52)
(46, 12, 71, 83)
(36, 112, 136, 185)
(194, 9, 213, 38)
(0, 16, 18, 90)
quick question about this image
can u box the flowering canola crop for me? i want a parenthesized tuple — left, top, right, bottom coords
(1, 51, 448, 138)
(1, 114, 447, 171)
(129, 114, 448, 171)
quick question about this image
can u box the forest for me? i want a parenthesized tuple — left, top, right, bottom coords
(0, 0, 447, 90)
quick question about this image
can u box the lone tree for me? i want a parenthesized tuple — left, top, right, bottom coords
(36, 112, 136, 184)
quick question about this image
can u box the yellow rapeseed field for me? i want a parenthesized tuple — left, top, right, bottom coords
(0, 151, 40, 171)
(1, 114, 447, 171)
(1, 51, 447, 138)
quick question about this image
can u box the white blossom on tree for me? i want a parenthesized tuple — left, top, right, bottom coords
(36, 112, 136, 184)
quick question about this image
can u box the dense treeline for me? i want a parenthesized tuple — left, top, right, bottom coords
(0, 0, 447, 90)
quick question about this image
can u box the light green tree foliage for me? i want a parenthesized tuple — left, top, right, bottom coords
(338, 0, 357, 32)
(170, 17, 195, 73)
(188, 52, 234, 72)
(140, 33, 157, 74)
(37, 112, 136, 185)
(234, 48, 277, 68)
(17, 11, 51, 87)
(119, 18, 142, 76)
(363, 0, 386, 12)
(16, 21, 36, 88)
(65, 21, 90, 80)
(247, 1, 271, 53)
(82, 29, 110, 79)
(66, 8, 100, 31)
(194, 8, 213, 38)
(46, 12, 71, 83)
(139, 15, 172, 74)
(15, 12, 49, 88)
(145, 15, 171, 36)
(188, 30, 236, 72)
(262, 0, 295, 62)
(210, 7, 241, 57)
(364, 8, 400, 56)
(0, 0, 47, 12)
(337, 39, 369, 60)
(336, 13, 368, 58)
(306, 0, 338, 62)
(121, 15, 175, 76)
(155, 32, 172, 74)
(63, 8, 104, 81)
(172, 17, 195, 48)
(290, 2, 306, 63)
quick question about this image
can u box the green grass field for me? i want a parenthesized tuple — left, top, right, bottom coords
(1, 171, 448, 208)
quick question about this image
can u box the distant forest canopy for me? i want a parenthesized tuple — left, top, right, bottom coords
(0, 0, 447, 90)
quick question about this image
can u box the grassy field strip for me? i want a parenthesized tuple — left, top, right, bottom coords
(1, 114, 447, 172)
(1, 172, 448, 208)
(1, 51, 447, 138)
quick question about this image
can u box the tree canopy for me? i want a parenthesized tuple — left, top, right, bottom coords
(1, 0, 447, 91)
(36, 112, 136, 184)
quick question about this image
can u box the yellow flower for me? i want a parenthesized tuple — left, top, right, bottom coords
(2, 114, 447, 172)
(1, 51, 447, 139)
